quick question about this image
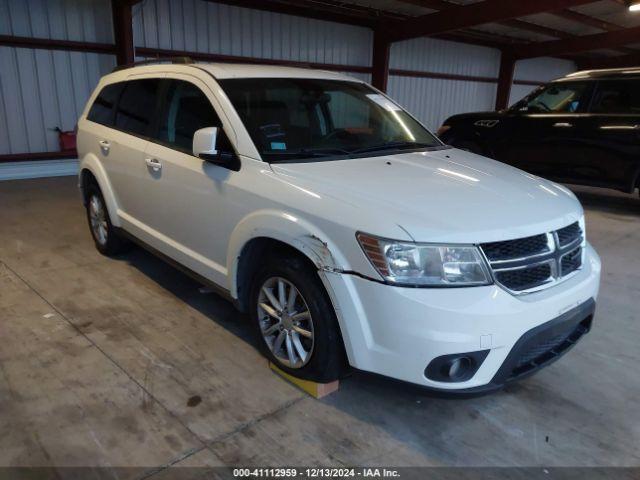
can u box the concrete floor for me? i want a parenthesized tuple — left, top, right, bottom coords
(0, 176, 639, 473)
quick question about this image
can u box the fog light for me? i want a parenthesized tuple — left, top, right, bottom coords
(425, 350, 490, 383)
(447, 356, 471, 380)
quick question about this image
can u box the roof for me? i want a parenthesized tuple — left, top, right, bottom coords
(109, 61, 362, 82)
(559, 66, 640, 80)
(195, 63, 360, 81)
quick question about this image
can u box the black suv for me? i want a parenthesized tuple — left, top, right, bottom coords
(438, 68, 640, 196)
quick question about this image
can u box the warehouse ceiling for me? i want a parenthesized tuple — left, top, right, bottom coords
(216, 0, 640, 67)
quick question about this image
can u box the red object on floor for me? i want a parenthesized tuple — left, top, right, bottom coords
(58, 129, 77, 152)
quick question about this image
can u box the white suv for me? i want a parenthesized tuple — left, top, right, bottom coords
(77, 59, 601, 393)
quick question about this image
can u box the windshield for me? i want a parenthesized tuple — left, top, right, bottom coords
(511, 81, 591, 114)
(219, 78, 441, 162)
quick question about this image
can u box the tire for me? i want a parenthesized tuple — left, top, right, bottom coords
(249, 253, 347, 382)
(85, 183, 129, 256)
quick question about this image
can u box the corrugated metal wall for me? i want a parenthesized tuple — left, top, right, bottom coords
(0, 0, 113, 42)
(132, 0, 373, 68)
(510, 57, 577, 106)
(0, 0, 579, 158)
(0, 47, 115, 154)
(0, 0, 115, 155)
(388, 37, 500, 130)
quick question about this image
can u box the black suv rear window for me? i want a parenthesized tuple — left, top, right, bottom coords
(87, 83, 124, 126)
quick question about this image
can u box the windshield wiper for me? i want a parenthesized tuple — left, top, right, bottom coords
(263, 148, 353, 161)
(350, 141, 436, 155)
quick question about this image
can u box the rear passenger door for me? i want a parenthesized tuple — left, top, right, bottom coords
(136, 75, 239, 285)
(102, 77, 162, 221)
(578, 79, 640, 190)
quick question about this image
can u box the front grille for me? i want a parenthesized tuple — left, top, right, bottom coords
(480, 221, 584, 294)
(561, 247, 582, 276)
(482, 234, 550, 262)
(557, 222, 582, 247)
(495, 263, 553, 291)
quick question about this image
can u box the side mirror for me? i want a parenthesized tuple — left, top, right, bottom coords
(193, 127, 240, 171)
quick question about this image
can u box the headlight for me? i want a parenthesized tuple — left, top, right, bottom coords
(357, 232, 492, 287)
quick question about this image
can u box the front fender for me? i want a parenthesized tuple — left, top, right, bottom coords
(79, 153, 121, 227)
(226, 209, 350, 298)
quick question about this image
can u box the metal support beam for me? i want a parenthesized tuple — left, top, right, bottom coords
(371, 30, 391, 92)
(111, 0, 135, 65)
(0, 34, 116, 54)
(495, 52, 516, 110)
(516, 25, 640, 59)
(389, 0, 595, 42)
(204, 0, 384, 28)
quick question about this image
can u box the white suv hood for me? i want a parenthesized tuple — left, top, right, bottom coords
(271, 148, 583, 244)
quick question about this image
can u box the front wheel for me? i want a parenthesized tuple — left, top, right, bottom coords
(249, 255, 346, 382)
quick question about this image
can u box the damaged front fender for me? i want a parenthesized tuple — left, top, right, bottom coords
(226, 210, 354, 299)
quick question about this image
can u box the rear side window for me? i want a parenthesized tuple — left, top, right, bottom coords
(156, 80, 228, 152)
(114, 79, 161, 137)
(87, 83, 124, 126)
(591, 80, 640, 114)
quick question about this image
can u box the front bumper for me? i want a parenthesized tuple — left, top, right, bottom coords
(321, 243, 601, 391)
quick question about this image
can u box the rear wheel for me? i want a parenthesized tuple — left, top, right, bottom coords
(249, 254, 346, 382)
(85, 184, 129, 256)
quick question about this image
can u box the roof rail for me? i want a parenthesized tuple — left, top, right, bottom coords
(112, 56, 194, 72)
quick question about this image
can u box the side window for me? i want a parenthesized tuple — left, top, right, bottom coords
(114, 79, 161, 137)
(157, 80, 230, 153)
(522, 82, 590, 114)
(87, 83, 124, 126)
(591, 80, 640, 114)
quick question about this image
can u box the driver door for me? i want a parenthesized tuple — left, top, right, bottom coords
(133, 75, 240, 286)
(502, 81, 595, 181)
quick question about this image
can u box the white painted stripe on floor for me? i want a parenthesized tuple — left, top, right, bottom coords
(0, 159, 79, 181)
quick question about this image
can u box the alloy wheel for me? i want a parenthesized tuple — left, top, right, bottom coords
(89, 195, 108, 246)
(257, 276, 314, 369)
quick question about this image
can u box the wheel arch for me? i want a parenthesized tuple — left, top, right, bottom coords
(227, 210, 350, 312)
(78, 154, 121, 227)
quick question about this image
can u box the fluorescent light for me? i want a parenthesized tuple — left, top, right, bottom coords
(627, 0, 640, 11)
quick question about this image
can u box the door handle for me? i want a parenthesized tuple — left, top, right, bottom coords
(552, 122, 573, 128)
(145, 157, 162, 172)
(99, 140, 110, 153)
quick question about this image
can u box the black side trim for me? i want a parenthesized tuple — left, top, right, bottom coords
(115, 227, 236, 305)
